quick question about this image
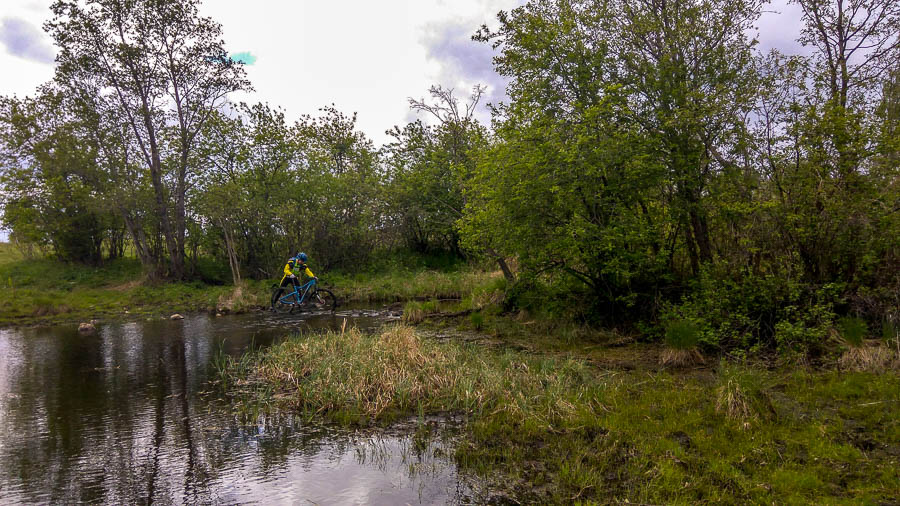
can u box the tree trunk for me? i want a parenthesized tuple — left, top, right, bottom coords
(220, 219, 241, 286)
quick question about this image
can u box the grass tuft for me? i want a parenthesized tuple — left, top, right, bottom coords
(839, 343, 896, 372)
(664, 319, 700, 350)
(402, 299, 439, 324)
(218, 324, 600, 423)
(715, 362, 773, 424)
(469, 311, 485, 330)
(838, 316, 868, 347)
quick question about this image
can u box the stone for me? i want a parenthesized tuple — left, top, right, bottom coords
(216, 313, 223, 317)
(170, 314, 184, 320)
(78, 322, 96, 334)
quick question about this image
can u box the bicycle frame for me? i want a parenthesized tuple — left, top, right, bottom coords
(278, 278, 317, 306)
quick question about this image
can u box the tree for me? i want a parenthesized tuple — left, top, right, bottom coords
(794, 0, 900, 110)
(0, 91, 122, 263)
(466, 0, 762, 318)
(47, 0, 251, 278)
(615, 0, 763, 273)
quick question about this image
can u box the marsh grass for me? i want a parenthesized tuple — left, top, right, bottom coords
(332, 269, 499, 302)
(219, 324, 600, 424)
(401, 299, 440, 324)
(715, 362, 775, 424)
(218, 325, 900, 504)
(836, 317, 897, 372)
(661, 319, 704, 366)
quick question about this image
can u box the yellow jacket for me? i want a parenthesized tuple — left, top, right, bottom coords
(281, 258, 314, 283)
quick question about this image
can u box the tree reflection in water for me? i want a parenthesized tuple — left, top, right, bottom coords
(0, 312, 475, 505)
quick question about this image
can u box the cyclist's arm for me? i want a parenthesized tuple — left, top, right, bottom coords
(303, 266, 315, 278)
(283, 260, 295, 278)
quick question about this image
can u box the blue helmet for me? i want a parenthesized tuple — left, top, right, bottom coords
(296, 252, 308, 262)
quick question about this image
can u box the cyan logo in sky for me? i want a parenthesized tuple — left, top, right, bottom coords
(230, 52, 257, 65)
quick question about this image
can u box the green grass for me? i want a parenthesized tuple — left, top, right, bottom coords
(839, 316, 869, 347)
(0, 243, 277, 325)
(0, 242, 24, 264)
(329, 268, 502, 302)
(217, 324, 900, 504)
(665, 318, 702, 350)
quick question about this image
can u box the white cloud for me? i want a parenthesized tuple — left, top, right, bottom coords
(0, 17, 54, 63)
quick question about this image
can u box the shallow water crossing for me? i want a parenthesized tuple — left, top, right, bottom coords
(0, 307, 476, 504)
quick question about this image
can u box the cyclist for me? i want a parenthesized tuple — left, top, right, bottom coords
(271, 252, 317, 309)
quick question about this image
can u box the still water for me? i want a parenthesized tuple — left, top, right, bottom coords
(0, 307, 476, 504)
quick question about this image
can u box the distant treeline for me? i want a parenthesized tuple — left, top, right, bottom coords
(1, 0, 897, 353)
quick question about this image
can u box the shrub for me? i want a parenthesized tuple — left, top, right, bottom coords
(665, 270, 840, 358)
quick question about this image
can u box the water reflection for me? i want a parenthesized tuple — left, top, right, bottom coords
(0, 309, 472, 505)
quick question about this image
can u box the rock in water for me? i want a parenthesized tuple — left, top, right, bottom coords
(170, 314, 185, 320)
(78, 322, 96, 334)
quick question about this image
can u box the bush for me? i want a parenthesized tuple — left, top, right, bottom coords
(664, 269, 839, 357)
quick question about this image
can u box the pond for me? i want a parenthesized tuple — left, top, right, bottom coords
(0, 306, 478, 504)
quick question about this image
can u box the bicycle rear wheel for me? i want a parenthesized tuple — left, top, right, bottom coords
(310, 288, 337, 311)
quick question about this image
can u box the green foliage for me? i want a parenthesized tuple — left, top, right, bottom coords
(663, 272, 839, 354)
(0, 93, 123, 264)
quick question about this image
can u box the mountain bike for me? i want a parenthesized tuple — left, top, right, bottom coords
(271, 278, 338, 313)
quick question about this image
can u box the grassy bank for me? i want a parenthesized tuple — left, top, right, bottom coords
(0, 246, 268, 325)
(0, 243, 499, 326)
(328, 269, 503, 302)
(218, 324, 899, 504)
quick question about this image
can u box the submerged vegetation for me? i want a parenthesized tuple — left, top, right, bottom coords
(218, 324, 900, 503)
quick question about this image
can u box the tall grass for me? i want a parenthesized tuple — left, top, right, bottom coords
(837, 316, 897, 372)
(218, 324, 600, 424)
(661, 319, 704, 366)
(331, 269, 501, 302)
(839, 316, 868, 346)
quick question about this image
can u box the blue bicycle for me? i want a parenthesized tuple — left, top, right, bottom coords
(271, 278, 338, 313)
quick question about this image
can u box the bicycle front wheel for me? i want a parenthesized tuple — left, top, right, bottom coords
(310, 288, 337, 312)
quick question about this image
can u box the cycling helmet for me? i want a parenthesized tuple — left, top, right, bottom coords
(296, 252, 308, 262)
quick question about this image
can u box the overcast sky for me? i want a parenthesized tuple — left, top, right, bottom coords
(1, 0, 808, 147)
